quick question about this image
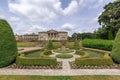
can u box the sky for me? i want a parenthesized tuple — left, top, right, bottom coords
(0, 0, 115, 36)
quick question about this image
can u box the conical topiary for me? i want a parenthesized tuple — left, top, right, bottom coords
(111, 29, 120, 63)
(0, 19, 18, 67)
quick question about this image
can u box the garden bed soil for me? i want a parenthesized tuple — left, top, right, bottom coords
(70, 62, 120, 69)
(4, 62, 62, 69)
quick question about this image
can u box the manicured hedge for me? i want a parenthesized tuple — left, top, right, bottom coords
(111, 29, 120, 63)
(75, 53, 114, 66)
(83, 39, 113, 51)
(75, 50, 85, 56)
(0, 19, 18, 67)
(16, 54, 57, 66)
(56, 54, 73, 59)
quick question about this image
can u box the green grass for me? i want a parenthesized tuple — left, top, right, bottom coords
(0, 75, 120, 80)
(17, 42, 38, 47)
(85, 50, 104, 58)
(56, 54, 73, 59)
(24, 51, 42, 57)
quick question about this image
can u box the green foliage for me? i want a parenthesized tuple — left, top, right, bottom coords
(0, 19, 18, 67)
(108, 30, 114, 40)
(74, 40, 80, 50)
(111, 29, 120, 63)
(83, 39, 113, 51)
(97, 1, 120, 39)
(56, 54, 73, 59)
(75, 50, 85, 56)
(75, 53, 114, 66)
(16, 54, 57, 66)
(43, 49, 52, 55)
(46, 40, 53, 50)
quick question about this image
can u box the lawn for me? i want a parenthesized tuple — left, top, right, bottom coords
(17, 42, 38, 47)
(0, 75, 120, 80)
(24, 51, 42, 57)
(85, 50, 104, 58)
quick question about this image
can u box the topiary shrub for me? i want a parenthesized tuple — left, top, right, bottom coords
(75, 50, 85, 56)
(46, 40, 53, 50)
(111, 29, 120, 63)
(74, 40, 80, 50)
(43, 49, 52, 55)
(0, 19, 18, 67)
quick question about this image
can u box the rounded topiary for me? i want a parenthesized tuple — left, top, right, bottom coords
(0, 19, 18, 67)
(111, 29, 120, 63)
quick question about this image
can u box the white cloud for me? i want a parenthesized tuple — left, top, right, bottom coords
(79, 0, 103, 9)
(9, 16, 20, 21)
(8, 0, 79, 24)
(25, 25, 47, 34)
(61, 23, 75, 31)
(63, 0, 78, 15)
(0, 15, 6, 19)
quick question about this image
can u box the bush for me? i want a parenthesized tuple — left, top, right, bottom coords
(0, 19, 18, 67)
(75, 53, 114, 66)
(75, 50, 85, 56)
(74, 40, 80, 50)
(43, 49, 52, 55)
(111, 29, 120, 63)
(56, 54, 73, 59)
(46, 40, 53, 50)
(83, 39, 113, 51)
(16, 54, 57, 66)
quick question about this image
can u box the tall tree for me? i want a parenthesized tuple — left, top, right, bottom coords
(97, 1, 120, 39)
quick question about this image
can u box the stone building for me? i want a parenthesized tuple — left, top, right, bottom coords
(15, 35, 22, 41)
(22, 33, 38, 41)
(38, 29, 68, 41)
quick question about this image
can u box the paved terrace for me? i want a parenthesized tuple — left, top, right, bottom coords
(0, 47, 120, 75)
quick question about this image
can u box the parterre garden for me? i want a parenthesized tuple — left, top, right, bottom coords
(1, 19, 120, 69)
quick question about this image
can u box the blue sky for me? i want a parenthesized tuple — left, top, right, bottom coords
(0, 0, 115, 36)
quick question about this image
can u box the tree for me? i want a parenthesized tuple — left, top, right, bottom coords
(46, 40, 53, 50)
(0, 19, 18, 67)
(111, 29, 120, 63)
(97, 1, 120, 39)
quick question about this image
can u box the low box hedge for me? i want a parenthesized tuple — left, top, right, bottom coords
(16, 54, 57, 66)
(56, 54, 73, 59)
(75, 53, 114, 66)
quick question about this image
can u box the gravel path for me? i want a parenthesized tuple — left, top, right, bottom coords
(1, 47, 120, 75)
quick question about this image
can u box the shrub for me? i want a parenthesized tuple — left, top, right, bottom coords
(75, 53, 114, 66)
(43, 49, 52, 55)
(83, 39, 113, 51)
(111, 29, 120, 63)
(75, 50, 85, 56)
(46, 40, 53, 50)
(74, 40, 80, 50)
(56, 54, 73, 59)
(16, 54, 57, 66)
(0, 19, 18, 67)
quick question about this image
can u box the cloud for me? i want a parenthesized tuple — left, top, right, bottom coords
(8, 0, 79, 24)
(0, 15, 6, 19)
(9, 16, 20, 21)
(63, 0, 78, 15)
(24, 25, 47, 34)
(79, 0, 103, 9)
(61, 23, 75, 31)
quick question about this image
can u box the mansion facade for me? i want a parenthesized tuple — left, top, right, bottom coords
(16, 30, 68, 41)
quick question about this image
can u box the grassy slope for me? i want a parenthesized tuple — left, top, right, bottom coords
(0, 75, 120, 80)
(17, 42, 38, 47)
